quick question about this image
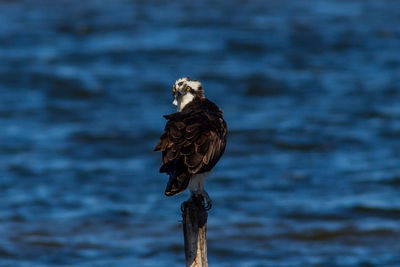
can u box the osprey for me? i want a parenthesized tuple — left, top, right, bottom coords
(154, 77, 227, 209)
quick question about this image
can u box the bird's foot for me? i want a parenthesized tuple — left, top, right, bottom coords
(204, 200, 212, 211)
(201, 190, 212, 211)
(182, 191, 212, 212)
(180, 198, 191, 213)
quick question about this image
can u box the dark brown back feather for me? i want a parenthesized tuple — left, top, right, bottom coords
(154, 98, 227, 196)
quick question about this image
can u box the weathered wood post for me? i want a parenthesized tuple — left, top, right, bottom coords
(181, 194, 208, 267)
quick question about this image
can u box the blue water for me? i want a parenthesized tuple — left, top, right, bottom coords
(1, 0, 400, 266)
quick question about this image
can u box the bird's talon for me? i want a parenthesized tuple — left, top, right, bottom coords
(204, 200, 212, 211)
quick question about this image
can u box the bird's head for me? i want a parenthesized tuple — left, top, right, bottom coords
(172, 77, 204, 111)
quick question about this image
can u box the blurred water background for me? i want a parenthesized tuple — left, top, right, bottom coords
(1, 0, 400, 266)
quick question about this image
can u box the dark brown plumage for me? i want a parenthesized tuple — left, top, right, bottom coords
(154, 97, 227, 196)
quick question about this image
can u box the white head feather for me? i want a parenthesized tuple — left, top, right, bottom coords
(172, 77, 203, 111)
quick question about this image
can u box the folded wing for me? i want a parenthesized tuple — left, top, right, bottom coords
(154, 108, 227, 196)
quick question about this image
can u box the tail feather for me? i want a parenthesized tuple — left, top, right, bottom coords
(165, 172, 191, 196)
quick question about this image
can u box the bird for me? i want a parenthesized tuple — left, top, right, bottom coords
(154, 77, 227, 210)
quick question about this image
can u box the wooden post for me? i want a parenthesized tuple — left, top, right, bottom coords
(182, 194, 208, 267)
